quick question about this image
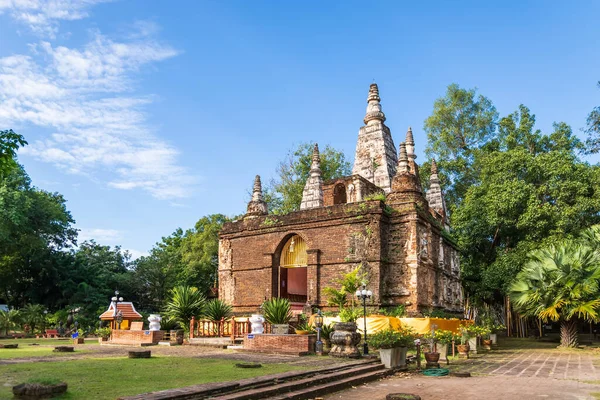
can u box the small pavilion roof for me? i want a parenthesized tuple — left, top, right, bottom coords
(99, 302, 142, 321)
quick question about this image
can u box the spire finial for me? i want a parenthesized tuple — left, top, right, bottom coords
(406, 127, 414, 145)
(364, 83, 386, 125)
(310, 143, 321, 174)
(431, 159, 438, 175)
(252, 175, 263, 202)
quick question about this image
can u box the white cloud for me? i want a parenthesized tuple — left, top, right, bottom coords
(125, 248, 147, 260)
(79, 227, 122, 243)
(0, 0, 114, 37)
(0, 26, 195, 199)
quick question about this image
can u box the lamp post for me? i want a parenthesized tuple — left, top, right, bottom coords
(314, 309, 324, 355)
(355, 284, 372, 355)
(111, 290, 124, 330)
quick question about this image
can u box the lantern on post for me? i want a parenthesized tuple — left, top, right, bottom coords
(314, 309, 324, 355)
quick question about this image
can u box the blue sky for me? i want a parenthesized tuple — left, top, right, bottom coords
(1, 1, 598, 257)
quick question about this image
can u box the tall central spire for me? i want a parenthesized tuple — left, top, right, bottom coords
(364, 83, 386, 125)
(352, 83, 398, 193)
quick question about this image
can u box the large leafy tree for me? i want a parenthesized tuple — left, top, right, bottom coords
(265, 142, 351, 214)
(509, 230, 600, 348)
(0, 129, 27, 179)
(424, 84, 498, 208)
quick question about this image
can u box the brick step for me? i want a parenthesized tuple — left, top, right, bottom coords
(213, 363, 386, 400)
(118, 360, 378, 400)
(266, 368, 391, 400)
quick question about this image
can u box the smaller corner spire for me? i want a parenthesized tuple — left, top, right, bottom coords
(397, 142, 409, 174)
(405, 126, 416, 160)
(431, 159, 438, 175)
(246, 175, 268, 217)
(406, 127, 414, 144)
(364, 83, 386, 125)
(310, 143, 321, 175)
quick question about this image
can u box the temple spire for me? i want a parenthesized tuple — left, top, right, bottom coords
(246, 175, 268, 217)
(363, 83, 386, 125)
(353, 83, 397, 193)
(405, 127, 416, 160)
(300, 144, 324, 210)
(398, 142, 409, 174)
(426, 159, 448, 221)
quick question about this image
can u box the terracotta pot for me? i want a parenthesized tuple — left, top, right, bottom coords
(483, 339, 492, 350)
(295, 330, 310, 335)
(424, 352, 440, 364)
(457, 344, 470, 357)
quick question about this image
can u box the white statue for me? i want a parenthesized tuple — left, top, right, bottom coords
(249, 314, 265, 334)
(148, 314, 161, 331)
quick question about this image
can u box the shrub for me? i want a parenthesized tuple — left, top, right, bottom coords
(204, 299, 233, 322)
(321, 323, 334, 341)
(164, 286, 206, 332)
(339, 307, 362, 322)
(262, 298, 292, 325)
(95, 327, 111, 338)
(369, 328, 416, 349)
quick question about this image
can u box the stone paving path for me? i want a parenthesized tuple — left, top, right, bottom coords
(326, 339, 600, 400)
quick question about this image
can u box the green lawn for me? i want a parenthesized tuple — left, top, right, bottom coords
(0, 346, 89, 359)
(0, 356, 308, 399)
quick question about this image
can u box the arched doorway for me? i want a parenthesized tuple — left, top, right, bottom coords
(333, 183, 347, 204)
(278, 235, 308, 303)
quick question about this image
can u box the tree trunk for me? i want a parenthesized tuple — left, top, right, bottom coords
(560, 319, 579, 348)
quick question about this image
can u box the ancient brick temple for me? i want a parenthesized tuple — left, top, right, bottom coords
(218, 84, 463, 315)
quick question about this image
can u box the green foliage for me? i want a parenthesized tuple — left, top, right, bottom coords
(0, 129, 27, 179)
(376, 305, 406, 317)
(421, 308, 457, 319)
(203, 299, 233, 322)
(263, 142, 351, 214)
(20, 304, 46, 333)
(509, 227, 600, 347)
(369, 328, 416, 349)
(295, 315, 315, 333)
(338, 307, 362, 322)
(95, 327, 111, 338)
(364, 193, 386, 202)
(323, 287, 347, 309)
(0, 309, 21, 335)
(262, 298, 293, 325)
(159, 316, 181, 331)
(320, 323, 334, 341)
(433, 329, 459, 345)
(323, 266, 367, 310)
(164, 286, 206, 332)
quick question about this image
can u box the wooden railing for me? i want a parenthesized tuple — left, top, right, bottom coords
(189, 317, 272, 340)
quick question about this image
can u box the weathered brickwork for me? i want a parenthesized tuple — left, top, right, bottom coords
(218, 83, 463, 315)
(243, 334, 316, 355)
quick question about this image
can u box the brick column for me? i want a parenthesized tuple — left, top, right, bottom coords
(306, 249, 320, 305)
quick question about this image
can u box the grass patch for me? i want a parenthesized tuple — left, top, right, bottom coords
(0, 356, 308, 399)
(27, 377, 63, 385)
(0, 338, 93, 346)
(0, 346, 88, 359)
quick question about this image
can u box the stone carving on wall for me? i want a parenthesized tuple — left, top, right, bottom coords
(219, 239, 232, 269)
(347, 183, 356, 203)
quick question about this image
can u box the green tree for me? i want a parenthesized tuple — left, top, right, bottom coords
(0, 129, 27, 178)
(509, 233, 600, 348)
(20, 304, 46, 334)
(164, 286, 206, 332)
(265, 142, 351, 214)
(424, 84, 498, 207)
(584, 81, 600, 154)
(0, 309, 21, 335)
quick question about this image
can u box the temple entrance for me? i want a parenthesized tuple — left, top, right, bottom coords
(278, 235, 308, 303)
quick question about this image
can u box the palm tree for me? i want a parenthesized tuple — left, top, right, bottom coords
(509, 239, 600, 348)
(164, 286, 206, 332)
(0, 309, 22, 336)
(20, 304, 46, 334)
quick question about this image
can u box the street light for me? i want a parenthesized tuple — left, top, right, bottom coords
(314, 309, 324, 355)
(355, 284, 372, 355)
(111, 290, 124, 330)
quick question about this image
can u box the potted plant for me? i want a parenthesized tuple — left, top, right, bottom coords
(96, 327, 111, 343)
(329, 307, 362, 358)
(73, 329, 85, 344)
(321, 323, 334, 353)
(422, 328, 440, 365)
(489, 323, 505, 345)
(369, 328, 415, 369)
(262, 298, 292, 334)
(479, 326, 493, 350)
(433, 329, 457, 364)
(295, 315, 315, 335)
(457, 327, 470, 358)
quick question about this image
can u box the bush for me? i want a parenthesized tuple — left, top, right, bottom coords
(95, 327, 111, 338)
(321, 323, 334, 341)
(164, 286, 206, 332)
(339, 307, 362, 322)
(369, 328, 416, 349)
(204, 299, 232, 322)
(262, 298, 292, 325)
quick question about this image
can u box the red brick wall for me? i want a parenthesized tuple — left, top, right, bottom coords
(110, 330, 163, 345)
(243, 334, 316, 354)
